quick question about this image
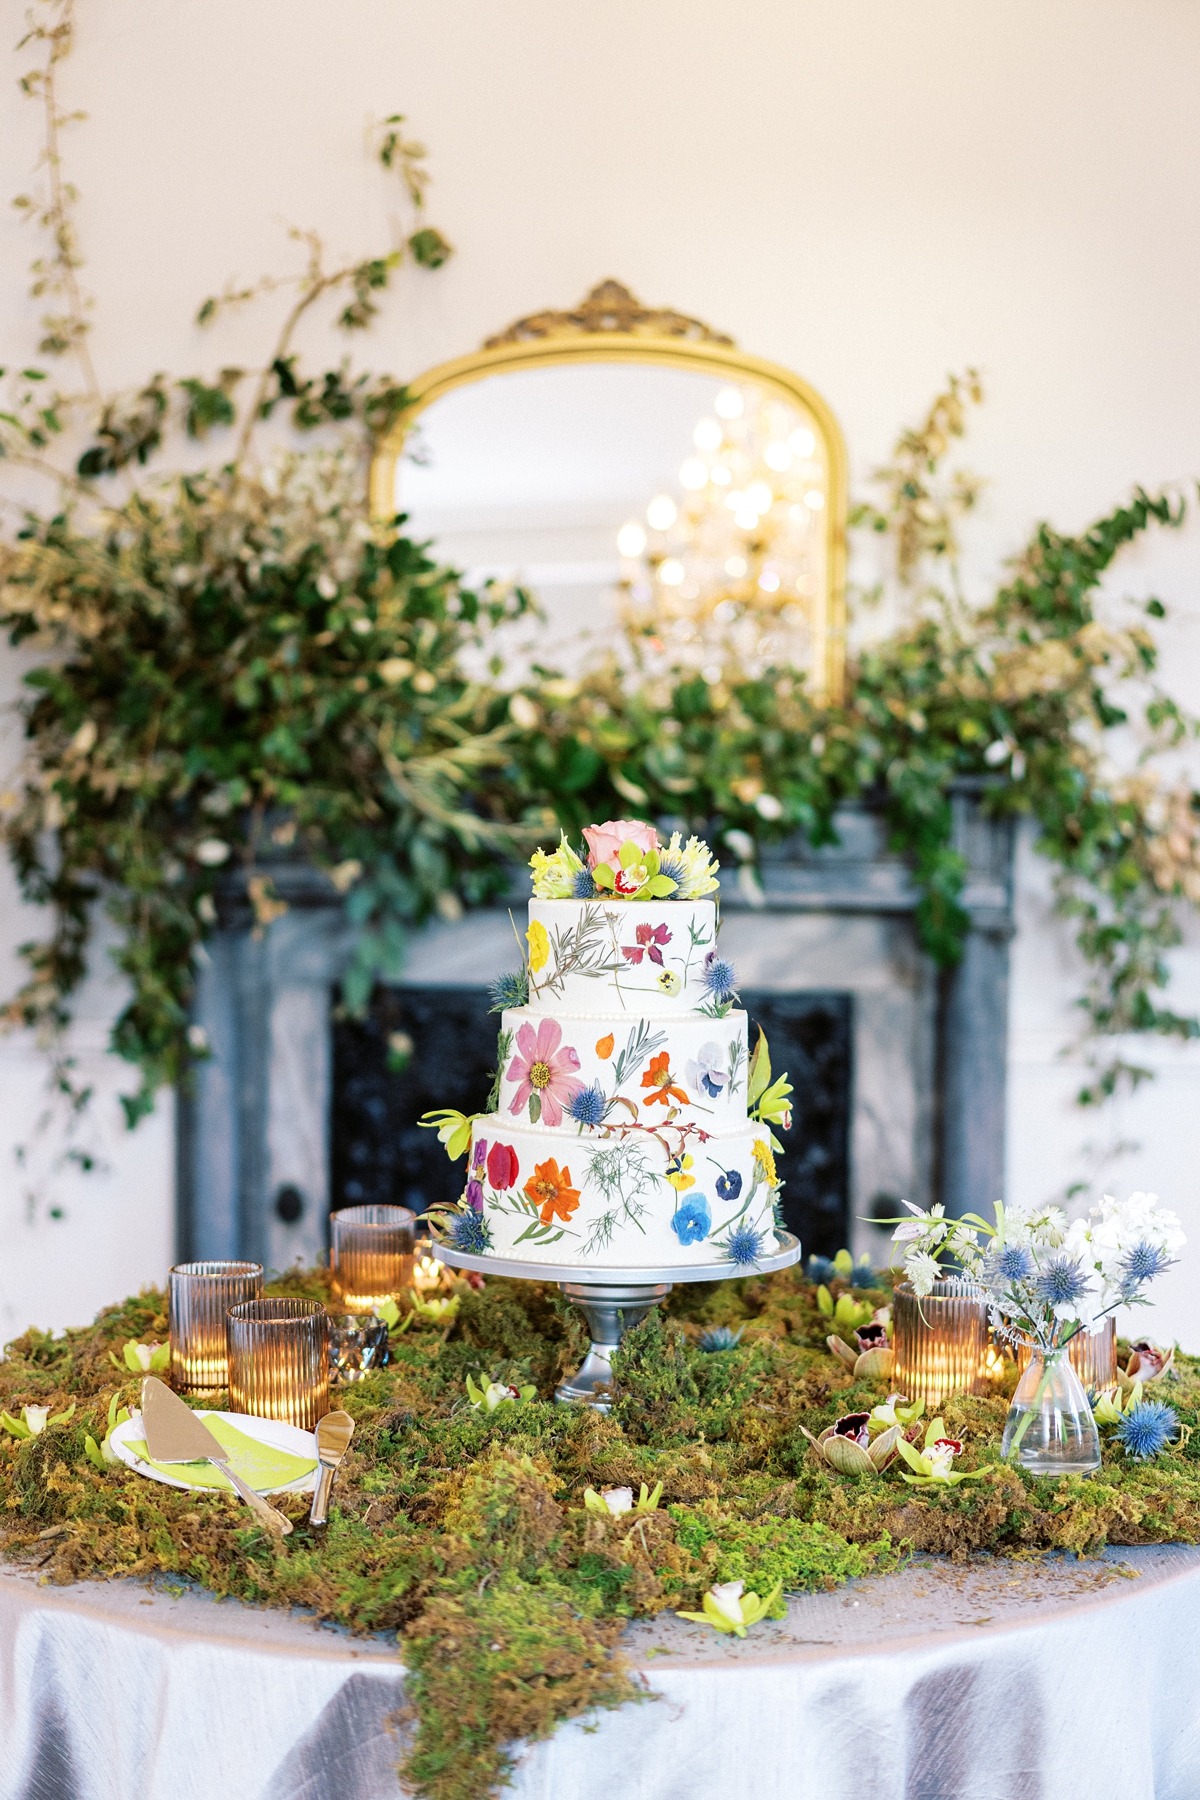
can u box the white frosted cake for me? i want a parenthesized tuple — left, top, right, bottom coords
(425, 820, 791, 1271)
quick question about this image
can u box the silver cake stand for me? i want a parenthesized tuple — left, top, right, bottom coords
(434, 1230, 802, 1410)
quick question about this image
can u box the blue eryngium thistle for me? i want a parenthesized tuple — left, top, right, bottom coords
(571, 866, 598, 899)
(697, 1325, 744, 1352)
(1116, 1399, 1179, 1461)
(990, 1243, 1035, 1284)
(724, 1224, 764, 1267)
(488, 969, 529, 1013)
(567, 1082, 608, 1127)
(701, 953, 738, 1004)
(452, 1208, 492, 1255)
(1119, 1240, 1174, 1294)
(1034, 1255, 1089, 1309)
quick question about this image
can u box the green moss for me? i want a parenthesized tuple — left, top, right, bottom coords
(2, 1268, 1199, 1799)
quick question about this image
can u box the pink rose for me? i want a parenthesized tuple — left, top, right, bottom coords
(582, 819, 659, 870)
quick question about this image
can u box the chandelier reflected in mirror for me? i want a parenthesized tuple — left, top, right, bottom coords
(615, 379, 829, 681)
(370, 282, 846, 701)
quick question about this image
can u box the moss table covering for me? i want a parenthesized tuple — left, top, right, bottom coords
(3, 1547, 1200, 1799)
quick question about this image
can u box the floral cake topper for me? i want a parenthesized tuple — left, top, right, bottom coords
(529, 820, 719, 902)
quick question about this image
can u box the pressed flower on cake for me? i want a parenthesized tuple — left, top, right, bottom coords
(671, 1194, 711, 1245)
(506, 1019, 583, 1126)
(621, 922, 672, 966)
(524, 1158, 581, 1225)
(526, 919, 550, 973)
(641, 1051, 689, 1108)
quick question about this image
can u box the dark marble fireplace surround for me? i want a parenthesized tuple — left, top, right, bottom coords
(178, 791, 1013, 1273)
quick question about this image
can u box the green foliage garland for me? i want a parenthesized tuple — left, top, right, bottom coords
(3, 1265, 1200, 1798)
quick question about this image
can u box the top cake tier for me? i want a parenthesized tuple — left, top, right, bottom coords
(526, 898, 722, 1016)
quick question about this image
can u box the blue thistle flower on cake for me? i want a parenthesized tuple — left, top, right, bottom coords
(566, 1082, 609, 1128)
(1115, 1399, 1179, 1461)
(723, 1223, 764, 1267)
(697, 1324, 744, 1353)
(451, 1208, 492, 1255)
(571, 866, 598, 899)
(671, 1194, 712, 1245)
(700, 951, 738, 1007)
(488, 969, 529, 1013)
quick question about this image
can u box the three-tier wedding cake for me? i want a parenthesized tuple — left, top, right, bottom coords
(426, 820, 791, 1271)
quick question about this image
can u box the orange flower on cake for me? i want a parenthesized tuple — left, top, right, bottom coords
(506, 1019, 583, 1126)
(641, 1051, 689, 1108)
(524, 1158, 582, 1225)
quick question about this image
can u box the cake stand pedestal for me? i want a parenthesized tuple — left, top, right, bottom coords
(434, 1230, 802, 1410)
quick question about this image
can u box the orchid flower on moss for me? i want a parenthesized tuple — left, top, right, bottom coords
(1, 1401, 74, 1440)
(465, 1374, 536, 1412)
(817, 1287, 875, 1333)
(408, 1291, 461, 1326)
(584, 1480, 663, 1517)
(109, 1340, 169, 1374)
(894, 1416, 994, 1486)
(373, 1297, 413, 1334)
(801, 1412, 904, 1476)
(869, 1392, 925, 1432)
(1093, 1382, 1142, 1427)
(677, 1577, 783, 1638)
(84, 1393, 131, 1470)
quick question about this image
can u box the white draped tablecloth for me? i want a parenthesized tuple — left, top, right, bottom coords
(2, 1545, 1200, 1800)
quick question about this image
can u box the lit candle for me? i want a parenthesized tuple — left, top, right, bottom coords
(169, 1261, 263, 1393)
(330, 1205, 417, 1312)
(892, 1279, 988, 1406)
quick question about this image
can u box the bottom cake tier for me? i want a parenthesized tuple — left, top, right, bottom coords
(443, 1115, 784, 1269)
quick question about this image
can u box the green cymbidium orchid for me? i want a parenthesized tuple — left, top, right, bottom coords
(894, 1416, 995, 1486)
(1, 1401, 75, 1440)
(408, 1291, 461, 1326)
(84, 1393, 131, 1470)
(869, 1393, 925, 1431)
(109, 1340, 169, 1374)
(590, 840, 678, 900)
(418, 1108, 478, 1160)
(818, 1287, 876, 1331)
(1093, 1381, 1143, 1426)
(373, 1297, 413, 1333)
(583, 1481, 663, 1518)
(746, 1027, 794, 1150)
(465, 1374, 537, 1412)
(677, 1577, 784, 1638)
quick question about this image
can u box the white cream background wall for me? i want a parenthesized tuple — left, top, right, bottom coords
(1, 0, 1198, 1345)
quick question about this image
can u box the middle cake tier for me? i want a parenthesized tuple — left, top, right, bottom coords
(494, 1006, 749, 1132)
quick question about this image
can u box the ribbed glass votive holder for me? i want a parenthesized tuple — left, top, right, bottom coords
(169, 1260, 263, 1393)
(330, 1205, 416, 1311)
(892, 1278, 989, 1407)
(1017, 1316, 1117, 1391)
(226, 1298, 330, 1430)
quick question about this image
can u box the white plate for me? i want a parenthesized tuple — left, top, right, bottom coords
(110, 1409, 319, 1495)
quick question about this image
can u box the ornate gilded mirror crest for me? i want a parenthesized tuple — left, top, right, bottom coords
(371, 282, 846, 701)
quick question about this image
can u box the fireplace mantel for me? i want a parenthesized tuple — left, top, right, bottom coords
(178, 791, 1013, 1273)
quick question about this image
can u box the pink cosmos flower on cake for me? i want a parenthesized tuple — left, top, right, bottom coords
(582, 819, 659, 869)
(506, 1019, 583, 1126)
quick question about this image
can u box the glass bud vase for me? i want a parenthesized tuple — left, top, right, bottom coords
(1001, 1345, 1101, 1476)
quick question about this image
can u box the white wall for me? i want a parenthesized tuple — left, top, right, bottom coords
(2, 0, 1199, 1344)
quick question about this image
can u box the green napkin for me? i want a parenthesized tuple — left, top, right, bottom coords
(126, 1415, 317, 1493)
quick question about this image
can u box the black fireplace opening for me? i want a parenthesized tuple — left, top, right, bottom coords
(331, 986, 852, 1258)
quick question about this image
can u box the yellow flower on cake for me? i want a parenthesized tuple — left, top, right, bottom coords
(526, 919, 550, 973)
(665, 1152, 696, 1193)
(752, 1140, 778, 1187)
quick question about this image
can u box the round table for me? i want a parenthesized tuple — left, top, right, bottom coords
(3, 1546, 1200, 1799)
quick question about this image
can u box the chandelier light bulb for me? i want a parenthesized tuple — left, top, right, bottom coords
(693, 418, 723, 452)
(735, 509, 759, 532)
(758, 570, 781, 592)
(724, 555, 748, 578)
(658, 558, 686, 587)
(789, 426, 817, 457)
(745, 480, 773, 513)
(617, 521, 647, 558)
(714, 386, 745, 420)
(803, 488, 825, 510)
(710, 464, 732, 486)
(725, 490, 744, 511)
(764, 442, 791, 471)
(678, 457, 708, 490)
(646, 495, 678, 531)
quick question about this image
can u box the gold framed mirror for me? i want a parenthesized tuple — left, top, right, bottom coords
(370, 281, 847, 701)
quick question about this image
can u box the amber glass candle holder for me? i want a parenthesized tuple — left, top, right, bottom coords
(892, 1278, 988, 1407)
(330, 1205, 416, 1311)
(169, 1260, 263, 1393)
(226, 1298, 330, 1430)
(1017, 1315, 1116, 1391)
